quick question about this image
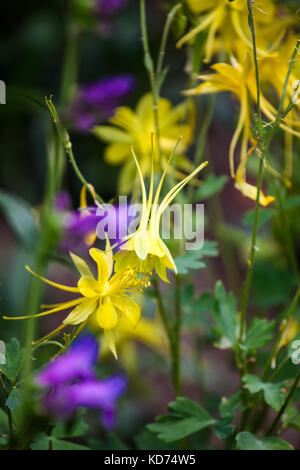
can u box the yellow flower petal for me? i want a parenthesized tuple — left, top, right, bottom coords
(25, 265, 80, 293)
(70, 252, 94, 278)
(153, 257, 170, 283)
(134, 231, 150, 261)
(234, 179, 275, 207)
(104, 142, 131, 165)
(77, 276, 99, 297)
(104, 328, 118, 359)
(64, 298, 98, 325)
(97, 297, 118, 330)
(113, 296, 141, 328)
(89, 248, 109, 288)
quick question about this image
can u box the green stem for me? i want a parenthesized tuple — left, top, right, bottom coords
(46, 97, 104, 204)
(140, 1, 181, 164)
(32, 340, 64, 354)
(266, 367, 300, 436)
(172, 275, 182, 396)
(238, 157, 264, 342)
(153, 279, 172, 341)
(0, 375, 13, 444)
(247, 0, 262, 130)
(156, 3, 182, 80)
(140, 0, 161, 156)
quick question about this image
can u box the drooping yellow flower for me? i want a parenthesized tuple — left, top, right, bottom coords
(178, 0, 292, 63)
(183, 50, 300, 205)
(93, 93, 195, 193)
(258, 35, 300, 180)
(4, 241, 146, 358)
(114, 145, 208, 282)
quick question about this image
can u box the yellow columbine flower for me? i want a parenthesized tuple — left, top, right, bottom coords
(183, 52, 295, 206)
(259, 35, 300, 180)
(4, 241, 146, 358)
(178, 0, 291, 63)
(93, 93, 195, 193)
(114, 145, 208, 282)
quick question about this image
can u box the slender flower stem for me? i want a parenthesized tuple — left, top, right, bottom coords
(140, 0, 181, 164)
(65, 144, 104, 205)
(238, 0, 265, 343)
(156, 4, 182, 80)
(46, 96, 104, 205)
(153, 279, 172, 341)
(266, 367, 300, 436)
(0, 374, 13, 444)
(140, 0, 161, 156)
(238, 157, 264, 342)
(247, 0, 262, 130)
(172, 275, 183, 396)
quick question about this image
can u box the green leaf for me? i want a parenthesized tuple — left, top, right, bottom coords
(51, 439, 89, 450)
(0, 190, 38, 250)
(6, 388, 21, 410)
(0, 409, 9, 433)
(242, 208, 275, 228)
(51, 410, 88, 439)
(92, 126, 133, 144)
(282, 407, 300, 431)
(193, 174, 228, 201)
(183, 288, 214, 327)
(175, 252, 205, 275)
(252, 263, 296, 308)
(89, 434, 130, 450)
(219, 391, 243, 419)
(0, 338, 25, 383)
(284, 195, 300, 210)
(213, 281, 237, 347)
(147, 397, 215, 443)
(243, 318, 275, 350)
(236, 432, 293, 450)
(214, 417, 235, 440)
(243, 374, 285, 411)
(31, 433, 90, 451)
(0, 437, 8, 447)
(134, 429, 178, 450)
(30, 433, 50, 450)
(175, 240, 218, 275)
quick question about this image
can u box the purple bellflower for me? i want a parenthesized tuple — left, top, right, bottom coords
(36, 335, 127, 430)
